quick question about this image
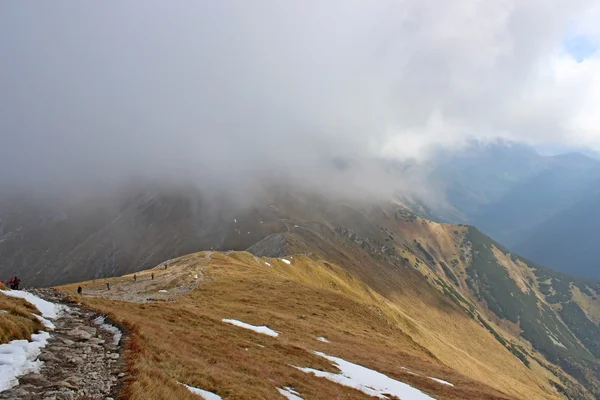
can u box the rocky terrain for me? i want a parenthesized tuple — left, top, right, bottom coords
(0, 289, 125, 400)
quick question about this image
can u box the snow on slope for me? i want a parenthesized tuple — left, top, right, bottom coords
(428, 377, 454, 386)
(0, 332, 51, 391)
(180, 383, 223, 399)
(296, 352, 435, 399)
(93, 316, 122, 346)
(222, 319, 279, 337)
(0, 290, 65, 392)
(1, 290, 63, 319)
(277, 386, 304, 399)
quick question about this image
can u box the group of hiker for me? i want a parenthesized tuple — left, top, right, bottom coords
(5, 276, 21, 290)
(3, 271, 157, 295)
(103, 272, 155, 291)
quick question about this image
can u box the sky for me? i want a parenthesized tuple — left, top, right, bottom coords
(1, 1, 600, 195)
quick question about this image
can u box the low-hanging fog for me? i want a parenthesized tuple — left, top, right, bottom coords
(2, 1, 600, 202)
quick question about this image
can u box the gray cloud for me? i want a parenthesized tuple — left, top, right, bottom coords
(1, 1, 599, 197)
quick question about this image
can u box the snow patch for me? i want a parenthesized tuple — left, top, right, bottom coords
(400, 366, 419, 376)
(34, 314, 55, 330)
(180, 382, 222, 399)
(277, 386, 304, 400)
(194, 274, 199, 279)
(265, 262, 272, 267)
(295, 352, 435, 399)
(428, 377, 454, 386)
(548, 335, 567, 349)
(158, 290, 168, 293)
(545, 327, 567, 349)
(1, 290, 64, 319)
(0, 332, 50, 391)
(222, 319, 279, 337)
(93, 316, 122, 346)
(316, 336, 329, 343)
(281, 259, 291, 265)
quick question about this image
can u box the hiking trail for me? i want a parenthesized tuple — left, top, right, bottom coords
(0, 289, 126, 400)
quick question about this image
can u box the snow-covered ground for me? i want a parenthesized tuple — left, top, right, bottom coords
(1, 290, 63, 319)
(93, 316, 123, 346)
(0, 332, 50, 391)
(277, 386, 304, 400)
(34, 313, 56, 330)
(222, 319, 279, 337)
(180, 382, 222, 399)
(281, 259, 291, 265)
(316, 336, 329, 343)
(295, 352, 436, 399)
(0, 290, 65, 392)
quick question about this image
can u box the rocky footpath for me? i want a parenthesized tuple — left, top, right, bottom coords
(0, 289, 126, 400)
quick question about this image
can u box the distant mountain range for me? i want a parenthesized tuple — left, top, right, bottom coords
(428, 141, 600, 278)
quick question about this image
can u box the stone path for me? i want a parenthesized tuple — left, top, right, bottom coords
(0, 289, 126, 400)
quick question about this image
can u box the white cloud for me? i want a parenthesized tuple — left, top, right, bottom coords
(1, 0, 600, 190)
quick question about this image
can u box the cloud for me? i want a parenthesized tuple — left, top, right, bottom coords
(1, 0, 600, 194)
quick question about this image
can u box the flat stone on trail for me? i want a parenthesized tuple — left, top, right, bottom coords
(66, 329, 93, 341)
(79, 326, 97, 335)
(18, 373, 49, 387)
(38, 352, 60, 363)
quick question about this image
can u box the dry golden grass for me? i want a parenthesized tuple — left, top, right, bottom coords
(0, 292, 44, 344)
(58, 251, 566, 400)
(571, 285, 600, 325)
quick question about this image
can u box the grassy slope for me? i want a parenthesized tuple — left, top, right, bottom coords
(61, 251, 561, 400)
(348, 211, 598, 399)
(0, 285, 44, 344)
(401, 220, 600, 399)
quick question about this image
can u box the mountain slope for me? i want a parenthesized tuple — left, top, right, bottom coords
(0, 185, 287, 287)
(514, 185, 600, 278)
(50, 194, 600, 399)
(59, 252, 557, 400)
(3, 184, 600, 398)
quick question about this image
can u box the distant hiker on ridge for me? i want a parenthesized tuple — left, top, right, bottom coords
(151, 273, 154, 280)
(106, 282, 110, 290)
(12, 276, 20, 290)
(133, 274, 137, 282)
(77, 286, 83, 295)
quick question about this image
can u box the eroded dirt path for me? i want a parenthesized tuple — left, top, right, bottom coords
(79, 253, 209, 303)
(0, 289, 126, 400)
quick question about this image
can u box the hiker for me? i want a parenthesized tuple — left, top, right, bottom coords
(106, 282, 110, 290)
(151, 273, 154, 280)
(13, 276, 20, 290)
(77, 286, 82, 295)
(8, 277, 14, 289)
(133, 274, 137, 282)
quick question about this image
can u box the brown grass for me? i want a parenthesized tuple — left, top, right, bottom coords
(57, 251, 563, 400)
(0, 292, 44, 343)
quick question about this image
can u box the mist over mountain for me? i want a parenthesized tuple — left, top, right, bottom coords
(426, 141, 600, 277)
